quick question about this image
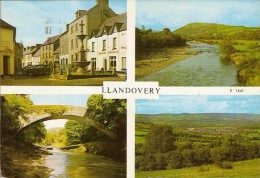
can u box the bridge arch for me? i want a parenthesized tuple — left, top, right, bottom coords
(18, 105, 117, 140)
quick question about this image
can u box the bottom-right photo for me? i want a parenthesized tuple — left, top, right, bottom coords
(135, 95, 260, 178)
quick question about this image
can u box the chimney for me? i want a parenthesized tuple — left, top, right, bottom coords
(66, 24, 69, 31)
(75, 10, 86, 18)
(96, 0, 109, 7)
(36, 44, 42, 49)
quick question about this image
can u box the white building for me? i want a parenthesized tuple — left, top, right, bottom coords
(22, 44, 41, 67)
(88, 13, 127, 72)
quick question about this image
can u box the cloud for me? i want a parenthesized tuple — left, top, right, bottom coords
(136, 0, 260, 30)
(1, 0, 126, 46)
(136, 95, 260, 114)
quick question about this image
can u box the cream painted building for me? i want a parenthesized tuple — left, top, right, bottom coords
(40, 35, 59, 66)
(59, 0, 127, 73)
(0, 19, 16, 76)
(22, 44, 41, 67)
(88, 13, 127, 72)
(67, 0, 116, 64)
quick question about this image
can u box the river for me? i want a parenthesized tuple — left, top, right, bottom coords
(44, 148, 126, 178)
(140, 42, 238, 86)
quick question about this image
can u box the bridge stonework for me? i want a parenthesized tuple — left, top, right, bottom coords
(18, 105, 117, 140)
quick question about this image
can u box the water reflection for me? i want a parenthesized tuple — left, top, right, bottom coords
(45, 149, 126, 178)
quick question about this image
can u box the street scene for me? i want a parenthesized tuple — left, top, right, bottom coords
(0, 0, 127, 86)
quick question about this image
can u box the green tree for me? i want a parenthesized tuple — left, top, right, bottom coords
(1, 95, 46, 144)
(144, 125, 175, 154)
(87, 95, 126, 139)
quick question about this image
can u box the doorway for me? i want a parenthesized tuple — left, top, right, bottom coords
(3, 56, 10, 75)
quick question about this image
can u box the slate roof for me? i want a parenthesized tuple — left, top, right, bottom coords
(93, 13, 127, 38)
(42, 35, 59, 46)
(53, 46, 60, 54)
(23, 47, 39, 56)
(33, 48, 41, 57)
(0, 19, 16, 30)
(0, 19, 16, 40)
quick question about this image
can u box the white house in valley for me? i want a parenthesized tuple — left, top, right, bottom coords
(88, 13, 127, 72)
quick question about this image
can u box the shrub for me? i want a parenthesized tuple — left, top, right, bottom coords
(198, 166, 210, 172)
(216, 161, 233, 169)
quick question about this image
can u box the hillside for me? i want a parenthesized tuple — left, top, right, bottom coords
(173, 23, 260, 40)
(136, 113, 260, 126)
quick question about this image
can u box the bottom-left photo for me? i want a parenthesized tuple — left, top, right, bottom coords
(1, 94, 126, 178)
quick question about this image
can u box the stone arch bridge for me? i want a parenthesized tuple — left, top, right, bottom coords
(18, 105, 117, 140)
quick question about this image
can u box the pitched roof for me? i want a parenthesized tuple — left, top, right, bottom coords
(96, 13, 127, 37)
(53, 46, 60, 54)
(0, 19, 16, 30)
(71, 5, 97, 24)
(23, 46, 39, 56)
(0, 19, 16, 40)
(42, 35, 59, 46)
(33, 48, 41, 57)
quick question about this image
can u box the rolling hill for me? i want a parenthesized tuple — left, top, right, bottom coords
(173, 23, 260, 40)
(136, 113, 260, 125)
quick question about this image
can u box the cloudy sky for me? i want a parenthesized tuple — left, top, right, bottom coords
(30, 95, 90, 129)
(1, 0, 126, 46)
(136, 0, 260, 30)
(136, 95, 260, 114)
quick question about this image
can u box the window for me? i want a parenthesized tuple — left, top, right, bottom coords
(92, 42, 95, 52)
(75, 54, 78, 61)
(109, 56, 116, 69)
(113, 37, 117, 49)
(71, 55, 74, 62)
(76, 23, 78, 32)
(71, 26, 73, 34)
(76, 38, 78, 49)
(71, 39, 74, 49)
(103, 40, 106, 51)
(91, 58, 97, 70)
(121, 57, 126, 70)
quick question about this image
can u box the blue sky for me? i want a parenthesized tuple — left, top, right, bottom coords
(1, 0, 126, 46)
(136, 0, 260, 31)
(29, 95, 90, 129)
(136, 95, 260, 114)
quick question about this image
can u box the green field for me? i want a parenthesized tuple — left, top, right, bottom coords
(135, 114, 260, 177)
(136, 158, 260, 178)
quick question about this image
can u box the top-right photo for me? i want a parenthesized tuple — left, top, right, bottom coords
(135, 0, 260, 86)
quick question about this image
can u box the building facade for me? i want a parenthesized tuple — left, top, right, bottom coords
(58, 0, 127, 73)
(59, 30, 69, 73)
(88, 13, 127, 72)
(67, 0, 116, 64)
(40, 35, 60, 67)
(22, 44, 41, 67)
(0, 19, 16, 76)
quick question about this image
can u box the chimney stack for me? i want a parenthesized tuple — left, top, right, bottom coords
(96, 0, 109, 7)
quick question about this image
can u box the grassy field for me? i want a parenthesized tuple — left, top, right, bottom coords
(135, 46, 198, 79)
(136, 158, 260, 178)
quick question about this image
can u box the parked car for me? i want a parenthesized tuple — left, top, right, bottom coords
(22, 64, 50, 76)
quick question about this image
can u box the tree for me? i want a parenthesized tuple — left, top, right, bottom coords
(144, 125, 175, 154)
(87, 95, 126, 139)
(1, 95, 46, 144)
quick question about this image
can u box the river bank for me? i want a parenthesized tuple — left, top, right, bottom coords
(1, 142, 52, 177)
(138, 42, 239, 86)
(136, 46, 199, 79)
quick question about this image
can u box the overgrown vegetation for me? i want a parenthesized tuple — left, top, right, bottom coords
(136, 27, 186, 58)
(135, 114, 260, 173)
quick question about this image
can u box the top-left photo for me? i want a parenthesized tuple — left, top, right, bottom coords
(0, 0, 127, 86)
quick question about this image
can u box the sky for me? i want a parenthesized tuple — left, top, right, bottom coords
(136, 95, 260, 114)
(1, 0, 126, 46)
(30, 95, 89, 129)
(136, 0, 260, 31)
